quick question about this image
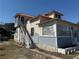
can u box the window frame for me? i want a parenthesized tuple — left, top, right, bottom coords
(31, 27, 34, 36)
(21, 17, 25, 25)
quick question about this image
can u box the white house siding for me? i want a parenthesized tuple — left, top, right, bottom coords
(14, 28, 20, 42)
(15, 28, 25, 44)
(37, 36, 58, 52)
(27, 20, 42, 36)
(48, 14, 55, 18)
(36, 23, 58, 52)
(14, 17, 20, 43)
(14, 17, 26, 44)
(27, 20, 42, 44)
(26, 20, 58, 52)
(41, 21, 57, 37)
(40, 23, 57, 51)
(33, 22, 58, 52)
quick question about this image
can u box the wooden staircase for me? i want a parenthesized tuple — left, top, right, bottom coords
(19, 21, 34, 48)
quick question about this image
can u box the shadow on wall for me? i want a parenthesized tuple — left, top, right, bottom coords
(30, 32, 39, 48)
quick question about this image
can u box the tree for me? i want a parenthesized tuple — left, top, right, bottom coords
(77, 22, 79, 25)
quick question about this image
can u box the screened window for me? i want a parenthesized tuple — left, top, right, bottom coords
(57, 24, 72, 36)
(58, 15, 61, 19)
(31, 27, 34, 36)
(21, 17, 25, 24)
(54, 14, 61, 19)
(54, 14, 58, 18)
(74, 32, 77, 37)
(42, 26, 55, 36)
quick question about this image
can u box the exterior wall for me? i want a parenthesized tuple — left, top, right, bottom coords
(27, 20, 43, 44)
(48, 14, 55, 18)
(14, 14, 79, 54)
(14, 17, 20, 43)
(57, 37, 73, 48)
(14, 17, 25, 44)
(14, 27, 24, 43)
(57, 23, 72, 37)
(36, 36, 58, 52)
(27, 21, 57, 44)
(76, 28, 79, 45)
(14, 28, 20, 42)
(27, 20, 42, 36)
(56, 22, 78, 48)
(77, 30, 79, 42)
(26, 20, 58, 52)
(41, 21, 57, 37)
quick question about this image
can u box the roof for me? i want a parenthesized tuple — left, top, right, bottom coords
(38, 16, 76, 26)
(15, 13, 34, 20)
(76, 24, 79, 28)
(15, 11, 77, 27)
(40, 16, 53, 23)
(30, 15, 52, 23)
(44, 10, 63, 16)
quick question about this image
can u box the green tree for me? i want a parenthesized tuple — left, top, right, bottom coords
(77, 22, 79, 25)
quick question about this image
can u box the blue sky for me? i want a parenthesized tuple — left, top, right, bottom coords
(0, 0, 79, 23)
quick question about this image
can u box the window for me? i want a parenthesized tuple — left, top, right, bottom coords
(31, 27, 34, 36)
(54, 14, 61, 19)
(58, 15, 61, 19)
(71, 27, 73, 31)
(54, 14, 58, 18)
(42, 26, 55, 36)
(25, 19, 28, 24)
(21, 17, 25, 24)
(74, 32, 77, 37)
(57, 24, 72, 36)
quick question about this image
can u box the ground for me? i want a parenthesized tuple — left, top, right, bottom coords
(37, 48, 79, 59)
(0, 41, 79, 59)
(0, 41, 53, 59)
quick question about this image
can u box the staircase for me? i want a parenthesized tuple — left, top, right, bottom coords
(19, 21, 34, 48)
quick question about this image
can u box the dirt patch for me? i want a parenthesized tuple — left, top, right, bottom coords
(0, 41, 79, 59)
(36, 48, 79, 59)
(0, 41, 54, 59)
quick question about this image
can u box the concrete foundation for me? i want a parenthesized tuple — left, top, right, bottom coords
(36, 44, 58, 52)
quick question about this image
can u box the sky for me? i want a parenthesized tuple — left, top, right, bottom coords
(0, 0, 79, 23)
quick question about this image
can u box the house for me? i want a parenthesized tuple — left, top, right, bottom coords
(14, 11, 79, 54)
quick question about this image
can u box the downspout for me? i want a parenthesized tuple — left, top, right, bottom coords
(55, 21, 58, 52)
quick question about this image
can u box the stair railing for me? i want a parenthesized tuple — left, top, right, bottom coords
(19, 20, 34, 48)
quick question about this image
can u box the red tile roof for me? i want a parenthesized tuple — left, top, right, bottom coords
(44, 10, 63, 16)
(15, 12, 77, 27)
(15, 13, 34, 20)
